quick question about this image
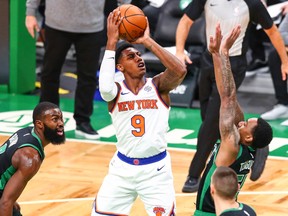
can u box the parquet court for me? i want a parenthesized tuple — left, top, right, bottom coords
(0, 94, 287, 215)
(2, 138, 285, 216)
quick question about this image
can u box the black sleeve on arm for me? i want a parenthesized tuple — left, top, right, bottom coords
(184, 0, 206, 21)
(245, 0, 274, 29)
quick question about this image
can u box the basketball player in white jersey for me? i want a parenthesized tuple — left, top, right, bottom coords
(91, 10, 187, 216)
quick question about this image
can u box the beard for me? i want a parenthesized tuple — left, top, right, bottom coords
(43, 123, 66, 145)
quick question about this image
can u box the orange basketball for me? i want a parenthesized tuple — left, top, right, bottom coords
(118, 4, 147, 42)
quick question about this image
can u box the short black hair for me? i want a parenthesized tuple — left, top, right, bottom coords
(33, 102, 59, 123)
(115, 42, 134, 65)
(251, 118, 273, 149)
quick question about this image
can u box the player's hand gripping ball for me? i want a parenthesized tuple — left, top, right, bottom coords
(117, 4, 147, 42)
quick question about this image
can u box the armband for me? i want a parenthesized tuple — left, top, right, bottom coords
(99, 50, 118, 102)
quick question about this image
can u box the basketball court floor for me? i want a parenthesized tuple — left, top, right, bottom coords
(0, 88, 287, 215)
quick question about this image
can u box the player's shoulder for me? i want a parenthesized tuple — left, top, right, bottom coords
(242, 203, 257, 215)
(220, 202, 256, 215)
(14, 148, 42, 180)
(17, 146, 41, 158)
(13, 146, 42, 170)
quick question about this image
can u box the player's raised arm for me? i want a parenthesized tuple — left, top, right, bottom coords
(209, 24, 240, 102)
(134, 19, 187, 94)
(209, 24, 243, 166)
(210, 24, 245, 126)
(99, 10, 122, 102)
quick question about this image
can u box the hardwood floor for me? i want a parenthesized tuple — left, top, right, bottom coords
(1, 136, 287, 215)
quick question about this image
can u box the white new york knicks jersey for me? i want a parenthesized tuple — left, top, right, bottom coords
(110, 78, 170, 158)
